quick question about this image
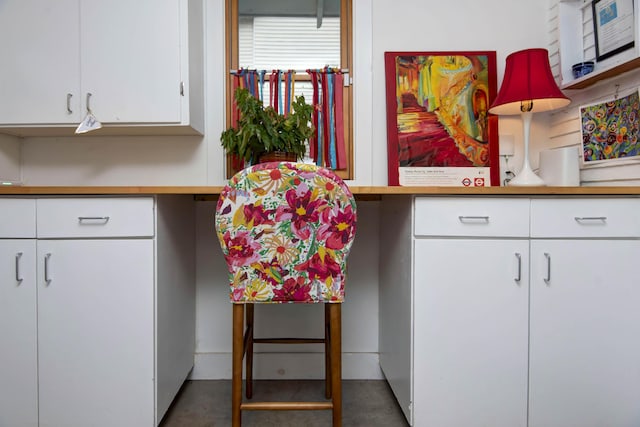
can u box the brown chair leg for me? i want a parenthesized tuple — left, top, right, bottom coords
(245, 303, 255, 399)
(329, 303, 342, 427)
(232, 304, 244, 427)
(325, 303, 331, 399)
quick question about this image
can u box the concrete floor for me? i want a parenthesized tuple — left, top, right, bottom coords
(160, 380, 410, 426)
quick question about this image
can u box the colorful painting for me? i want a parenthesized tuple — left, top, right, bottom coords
(385, 51, 499, 186)
(580, 89, 640, 163)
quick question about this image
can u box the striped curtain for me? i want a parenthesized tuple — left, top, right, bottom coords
(231, 68, 346, 170)
(268, 70, 296, 115)
(232, 69, 298, 118)
(308, 68, 346, 170)
(231, 69, 266, 127)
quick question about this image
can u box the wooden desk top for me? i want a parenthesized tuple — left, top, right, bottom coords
(0, 186, 639, 197)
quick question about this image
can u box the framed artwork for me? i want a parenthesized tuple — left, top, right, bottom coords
(384, 51, 499, 186)
(580, 88, 640, 163)
(592, 0, 635, 62)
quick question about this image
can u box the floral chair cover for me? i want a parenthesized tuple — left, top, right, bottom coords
(215, 162, 357, 303)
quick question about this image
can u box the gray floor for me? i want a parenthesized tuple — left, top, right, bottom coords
(160, 380, 409, 427)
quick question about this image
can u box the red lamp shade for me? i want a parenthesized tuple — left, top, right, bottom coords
(489, 48, 570, 115)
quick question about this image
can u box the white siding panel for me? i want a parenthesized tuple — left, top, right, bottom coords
(548, 0, 640, 186)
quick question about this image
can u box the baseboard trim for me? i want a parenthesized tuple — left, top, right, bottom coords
(191, 352, 384, 380)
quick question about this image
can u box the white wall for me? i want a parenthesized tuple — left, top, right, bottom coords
(369, 0, 551, 185)
(21, 136, 208, 185)
(12, 0, 554, 188)
(0, 134, 21, 183)
(20, 0, 637, 188)
(1, 0, 560, 379)
(2, 0, 633, 381)
(191, 0, 555, 380)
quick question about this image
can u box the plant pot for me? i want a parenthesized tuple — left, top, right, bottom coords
(258, 151, 299, 163)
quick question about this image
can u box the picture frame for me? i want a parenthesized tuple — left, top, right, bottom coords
(592, 0, 635, 62)
(580, 87, 640, 164)
(384, 51, 499, 186)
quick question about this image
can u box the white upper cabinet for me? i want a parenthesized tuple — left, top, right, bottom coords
(81, 0, 182, 124)
(0, 0, 204, 136)
(0, 1, 80, 125)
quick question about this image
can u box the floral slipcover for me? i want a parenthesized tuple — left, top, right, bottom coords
(215, 162, 357, 303)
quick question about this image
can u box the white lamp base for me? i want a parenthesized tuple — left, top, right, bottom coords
(508, 167, 545, 186)
(508, 111, 546, 187)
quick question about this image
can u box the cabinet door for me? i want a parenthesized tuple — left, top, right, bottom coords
(37, 239, 155, 427)
(80, 0, 182, 123)
(529, 240, 640, 427)
(413, 239, 529, 427)
(0, 0, 81, 124)
(0, 240, 38, 427)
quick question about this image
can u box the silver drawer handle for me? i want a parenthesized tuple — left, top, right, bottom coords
(515, 253, 521, 282)
(78, 216, 110, 224)
(574, 216, 607, 223)
(86, 92, 93, 113)
(458, 215, 489, 223)
(66, 93, 73, 114)
(15, 252, 23, 283)
(44, 253, 52, 284)
(544, 252, 551, 284)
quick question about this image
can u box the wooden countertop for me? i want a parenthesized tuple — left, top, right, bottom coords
(1, 185, 639, 197)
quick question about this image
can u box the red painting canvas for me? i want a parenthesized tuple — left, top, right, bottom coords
(385, 51, 499, 186)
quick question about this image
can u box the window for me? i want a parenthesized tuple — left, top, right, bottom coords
(225, 0, 353, 179)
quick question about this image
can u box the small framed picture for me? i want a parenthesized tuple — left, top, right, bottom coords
(592, 0, 635, 61)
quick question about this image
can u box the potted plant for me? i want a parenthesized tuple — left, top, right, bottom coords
(220, 87, 314, 165)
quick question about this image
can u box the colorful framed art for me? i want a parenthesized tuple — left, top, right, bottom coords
(384, 51, 500, 186)
(580, 88, 640, 163)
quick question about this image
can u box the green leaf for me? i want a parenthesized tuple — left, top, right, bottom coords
(219, 87, 313, 162)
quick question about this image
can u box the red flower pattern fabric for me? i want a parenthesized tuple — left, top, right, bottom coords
(215, 162, 357, 303)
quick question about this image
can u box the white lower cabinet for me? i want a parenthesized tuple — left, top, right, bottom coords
(529, 239, 640, 427)
(528, 198, 640, 427)
(380, 196, 640, 427)
(0, 198, 38, 427)
(0, 239, 38, 427)
(0, 196, 195, 427)
(414, 238, 529, 427)
(37, 239, 155, 426)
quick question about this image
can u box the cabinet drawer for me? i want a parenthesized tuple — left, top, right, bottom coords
(414, 197, 530, 237)
(531, 198, 640, 238)
(0, 198, 36, 237)
(36, 197, 155, 238)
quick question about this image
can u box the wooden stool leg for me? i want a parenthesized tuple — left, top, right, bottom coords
(232, 304, 244, 427)
(325, 303, 331, 399)
(329, 303, 342, 427)
(245, 303, 254, 399)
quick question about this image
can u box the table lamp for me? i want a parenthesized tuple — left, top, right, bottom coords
(489, 48, 570, 186)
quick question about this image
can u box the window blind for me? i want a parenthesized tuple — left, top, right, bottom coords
(238, 16, 340, 70)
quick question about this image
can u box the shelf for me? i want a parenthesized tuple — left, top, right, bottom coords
(562, 57, 640, 89)
(557, 0, 640, 90)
